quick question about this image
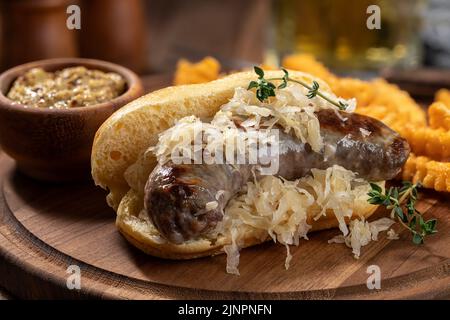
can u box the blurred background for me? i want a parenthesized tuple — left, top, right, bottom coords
(0, 0, 449, 76)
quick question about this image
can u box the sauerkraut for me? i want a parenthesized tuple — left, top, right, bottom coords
(387, 228, 400, 240)
(147, 81, 385, 275)
(151, 83, 356, 164)
(328, 217, 395, 259)
(220, 84, 355, 153)
(220, 165, 382, 274)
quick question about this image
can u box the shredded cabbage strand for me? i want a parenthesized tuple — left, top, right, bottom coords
(220, 165, 377, 275)
(151, 83, 356, 164)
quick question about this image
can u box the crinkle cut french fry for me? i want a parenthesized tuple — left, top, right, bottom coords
(173, 54, 449, 193)
(280, 55, 427, 128)
(396, 125, 450, 162)
(174, 54, 428, 129)
(429, 102, 450, 130)
(282, 54, 337, 84)
(174, 57, 221, 85)
(402, 154, 450, 192)
(436, 89, 450, 108)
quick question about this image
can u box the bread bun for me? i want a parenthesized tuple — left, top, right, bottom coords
(91, 70, 380, 259)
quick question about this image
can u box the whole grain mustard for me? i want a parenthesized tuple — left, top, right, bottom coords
(7, 66, 125, 109)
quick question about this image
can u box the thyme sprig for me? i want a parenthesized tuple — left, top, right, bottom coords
(367, 181, 437, 244)
(247, 67, 348, 110)
(306, 81, 320, 99)
(247, 67, 276, 102)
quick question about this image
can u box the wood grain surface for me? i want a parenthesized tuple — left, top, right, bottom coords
(0, 151, 449, 299)
(0, 75, 449, 299)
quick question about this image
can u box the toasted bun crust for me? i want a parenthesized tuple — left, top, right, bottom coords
(91, 70, 380, 259)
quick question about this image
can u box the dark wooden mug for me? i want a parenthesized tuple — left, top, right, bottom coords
(0, 0, 78, 71)
(78, 0, 149, 74)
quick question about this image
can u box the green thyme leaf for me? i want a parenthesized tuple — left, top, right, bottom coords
(278, 68, 289, 89)
(369, 183, 382, 193)
(367, 182, 437, 245)
(424, 219, 437, 234)
(306, 81, 320, 99)
(254, 66, 265, 79)
(412, 233, 424, 245)
(277, 81, 287, 89)
(247, 81, 259, 90)
(395, 206, 405, 221)
(338, 101, 348, 111)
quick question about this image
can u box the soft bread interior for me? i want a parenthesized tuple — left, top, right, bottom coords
(91, 70, 380, 259)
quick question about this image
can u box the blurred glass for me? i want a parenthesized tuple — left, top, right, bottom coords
(423, 0, 450, 68)
(266, 0, 427, 72)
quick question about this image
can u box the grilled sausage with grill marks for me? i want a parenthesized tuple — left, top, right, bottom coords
(144, 109, 410, 244)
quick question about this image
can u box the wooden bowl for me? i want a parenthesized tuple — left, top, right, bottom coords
(0, 58, 144, 181)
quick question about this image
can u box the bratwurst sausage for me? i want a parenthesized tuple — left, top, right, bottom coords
(144, 109, 410, 244)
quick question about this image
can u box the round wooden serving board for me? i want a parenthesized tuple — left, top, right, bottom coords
(0, 151, 449, 299)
